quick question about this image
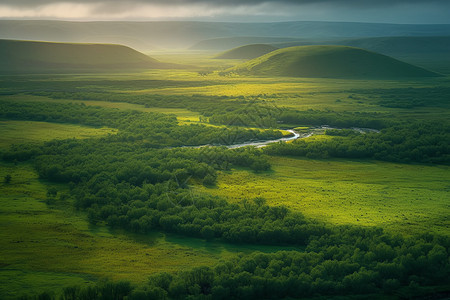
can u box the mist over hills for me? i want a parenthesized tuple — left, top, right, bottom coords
(215, 44, 279, 59)
(228, 46, 441, 79)
(191, 37, 297, 51)
(0, 39, 175, 74)
(1, 20, 450, 51)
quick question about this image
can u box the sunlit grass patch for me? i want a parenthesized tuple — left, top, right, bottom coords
(0, 120, 117, 149)
(196, 156, 450, 236)
(2, 94, 201, 123)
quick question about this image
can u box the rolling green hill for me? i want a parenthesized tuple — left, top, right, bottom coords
(228, 45, 441, 79)
(274, 36, 450, 56)
(0, 39, 175, 73)
(215, 44, 279, 59)
(272, 36, 450, 73)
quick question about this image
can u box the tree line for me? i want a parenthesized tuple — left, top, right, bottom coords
(265, 121, 450, 164)
(21, 220, 450, 299)
(0, 100, 283, 149)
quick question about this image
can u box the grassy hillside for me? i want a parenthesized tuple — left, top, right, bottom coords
(274, 36, 450, 54)
(273, 36, 450, 74)
(229, 45, 441, 79)
(215, 44, 279, 59)
(0, 39, 175, 74)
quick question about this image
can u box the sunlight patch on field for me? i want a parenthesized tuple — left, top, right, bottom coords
(0, 120, 117, 149)
(197, 156, 450, 236)
(2, 95, 201, 123)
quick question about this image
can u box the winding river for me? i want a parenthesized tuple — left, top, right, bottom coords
(225, 126, 379, 149)
(187, 126, 379, 149)
(227, 129, 302, 149)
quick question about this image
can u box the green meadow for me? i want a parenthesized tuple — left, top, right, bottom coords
(0, 120, 117, 148)
(196, 155, 450, 236)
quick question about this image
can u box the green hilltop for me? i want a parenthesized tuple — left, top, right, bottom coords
(215, 44, 279, 59)
(0, 39, 174, 74)
(228, 45, 441, 79)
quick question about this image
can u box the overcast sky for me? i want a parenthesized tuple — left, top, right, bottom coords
(0, 0, 449, 24)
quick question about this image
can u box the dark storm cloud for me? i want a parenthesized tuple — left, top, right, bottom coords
(2, 0, 448, 8)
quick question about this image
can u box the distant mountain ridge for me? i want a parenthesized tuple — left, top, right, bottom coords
(0, 39, 176, 74)
(1, 20, 450, 50)
(228, 46, 441, 79)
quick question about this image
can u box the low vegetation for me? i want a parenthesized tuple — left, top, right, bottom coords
(265, 121, 450, 164)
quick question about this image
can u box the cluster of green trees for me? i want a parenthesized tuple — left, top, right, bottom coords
(352, 86, 450, 108)
(27, 90, 263, 122)
(20, 281, 133, 300)
(324, 128, 362, 137)
(208, 105, 279, 128)
(23, 225, 450, 299)
(0, 100, 283, 148)
(265, 121, 450, 164)
(22, 90, 390, 130)
(5, 134, 319, 243)
(133, 231, 449, 299)
(277, 110, 388, 129)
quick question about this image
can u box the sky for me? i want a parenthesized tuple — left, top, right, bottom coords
(0, 0, 449, 24)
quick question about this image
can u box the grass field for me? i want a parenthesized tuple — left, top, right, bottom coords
(196, 155, 450, 236)
(0, 120, 117, 149)
(0, 162, 296, 299)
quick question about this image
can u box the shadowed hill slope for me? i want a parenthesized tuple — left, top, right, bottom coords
(271, 36, 450, 74)
(0, 39, 176, 74)
(274, 36, 450, 56)
(215, 44, 279, 59)
(228, 45, 441, 79)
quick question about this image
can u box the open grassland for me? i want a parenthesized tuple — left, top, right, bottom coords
(0, 120, 117, 149)
(0, 163, 294, 299)
(196, 155, 450, 237)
